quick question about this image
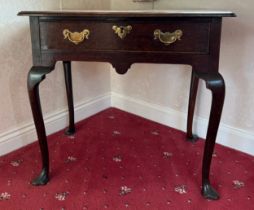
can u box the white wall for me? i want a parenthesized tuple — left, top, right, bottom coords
(0, 0, 111, 155)
(110, 0, 254, 154)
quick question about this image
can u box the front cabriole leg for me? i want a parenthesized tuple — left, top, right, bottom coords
(27, 66, 54, 185)
(195, 72, 225, 200)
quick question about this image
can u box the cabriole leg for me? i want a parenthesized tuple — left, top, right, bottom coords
(196, 72, 225, 200)
(63, 61, 75, 135)
(27, 66, 53, 185)
(187, 70, 199, 142)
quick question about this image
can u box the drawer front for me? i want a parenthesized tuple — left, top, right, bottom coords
(40, 20, 210, 54)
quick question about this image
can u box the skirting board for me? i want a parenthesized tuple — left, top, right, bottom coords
(1, 91, 253, 157)
(0, 93, 111, 156)
(111, 92, 254, 156)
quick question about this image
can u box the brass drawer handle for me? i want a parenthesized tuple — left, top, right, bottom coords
(63, 29, 90, 45)
(154, 29, 183, 45)
(112, 25, 132, 39)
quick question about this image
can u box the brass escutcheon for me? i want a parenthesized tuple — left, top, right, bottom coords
(112, 25, 132, 39)
(63, 29, 90, 45)
(154, 29, 183, 45)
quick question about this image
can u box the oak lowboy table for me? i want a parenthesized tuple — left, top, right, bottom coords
(19, 10, 235, 200)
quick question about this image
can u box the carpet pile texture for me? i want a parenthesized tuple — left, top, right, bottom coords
(0, 108, 253, 210)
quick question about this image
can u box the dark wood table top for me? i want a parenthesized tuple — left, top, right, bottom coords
(18, 10, 236, 17)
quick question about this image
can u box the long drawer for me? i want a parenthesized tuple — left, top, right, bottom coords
(39, 20, 210, 54)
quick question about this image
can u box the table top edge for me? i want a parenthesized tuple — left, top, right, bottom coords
(18, 10, 236, 17)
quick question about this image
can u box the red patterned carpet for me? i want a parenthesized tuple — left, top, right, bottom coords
(0, 108, 253, 210)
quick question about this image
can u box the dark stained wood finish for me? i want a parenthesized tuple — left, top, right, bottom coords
(20, 10, 235, 200)
(40, 20, 210, 53)
(18, 10, 236, 17)
(63, 61, 75, 135)
(27, 66, 54, 185)
(197, 72, 225, 200)
(187, 70, 199, 142)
